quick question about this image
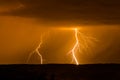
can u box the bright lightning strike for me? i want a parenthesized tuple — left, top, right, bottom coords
(69, 28, 98, 65)
(27, 36, 43, 64)
(69, 28, 79, 65)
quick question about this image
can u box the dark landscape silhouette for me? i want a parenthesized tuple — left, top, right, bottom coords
(0, 64, 120, 80)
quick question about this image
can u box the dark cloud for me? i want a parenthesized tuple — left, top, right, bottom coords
(1, 0, 120, 26)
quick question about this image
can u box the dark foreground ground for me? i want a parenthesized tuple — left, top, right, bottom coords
(0, 64, 120, 80)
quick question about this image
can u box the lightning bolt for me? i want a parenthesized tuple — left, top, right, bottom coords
(69, 28, 98, 65)
(69, 28, 79, 65)
(27, 36, 43, 64)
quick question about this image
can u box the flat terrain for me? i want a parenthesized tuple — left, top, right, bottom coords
(0, 64, 120, 80)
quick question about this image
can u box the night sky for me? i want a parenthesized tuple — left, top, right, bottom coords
(0, 0, 120, 64)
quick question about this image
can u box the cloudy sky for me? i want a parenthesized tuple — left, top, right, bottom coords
(0, 0, 120, 64)
(1, 0, 120, 26)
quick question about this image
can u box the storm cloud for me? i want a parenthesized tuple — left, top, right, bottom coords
(0, 0, 120, 26)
